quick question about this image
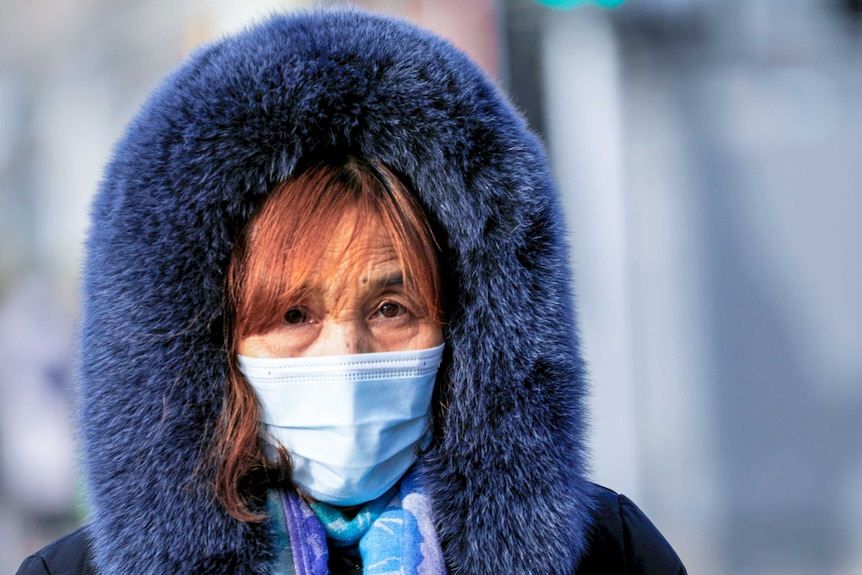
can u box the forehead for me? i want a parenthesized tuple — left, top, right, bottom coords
(309, 211, 402, 285)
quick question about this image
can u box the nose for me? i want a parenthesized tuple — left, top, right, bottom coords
(304, 319, 372, 357)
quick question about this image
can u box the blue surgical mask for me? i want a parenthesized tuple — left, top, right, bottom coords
(237, 344, 444, 506)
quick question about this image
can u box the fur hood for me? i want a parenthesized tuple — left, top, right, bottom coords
(78, 9, 593, 575)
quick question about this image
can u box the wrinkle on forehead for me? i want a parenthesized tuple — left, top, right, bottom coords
(298, 212, 405, 312)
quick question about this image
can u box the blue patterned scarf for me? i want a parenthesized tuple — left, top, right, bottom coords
(267, 468, 447, 575)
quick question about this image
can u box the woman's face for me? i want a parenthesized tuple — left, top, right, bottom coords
(237, 213, 443, 358)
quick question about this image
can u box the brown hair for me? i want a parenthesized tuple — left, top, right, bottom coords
(210, 156, 443, 521)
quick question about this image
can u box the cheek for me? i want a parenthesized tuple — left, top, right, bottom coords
(422, 323, 444, 348)
(237, 329, 316, 358)
(236, 335, 264, 357)
(373, 319, 442, 351)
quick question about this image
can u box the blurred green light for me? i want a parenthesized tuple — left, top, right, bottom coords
(534, 0, 626, 8)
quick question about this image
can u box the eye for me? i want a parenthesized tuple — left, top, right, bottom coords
(377, 302, 403, 318)
(283, 308, 308, 324)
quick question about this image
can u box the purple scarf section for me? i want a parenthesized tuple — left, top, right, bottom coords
(268, 468, 447, 575)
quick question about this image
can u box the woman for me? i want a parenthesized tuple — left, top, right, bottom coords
(17, 9, 686, 575)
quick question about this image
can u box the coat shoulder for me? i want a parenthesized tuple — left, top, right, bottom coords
(576, 484, 687, 575)
(15, 526, 95, 575)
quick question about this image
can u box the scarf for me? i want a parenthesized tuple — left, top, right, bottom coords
(267, 468, 447, 575)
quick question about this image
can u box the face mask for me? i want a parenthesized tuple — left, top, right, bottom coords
(237, 344, 444, 506)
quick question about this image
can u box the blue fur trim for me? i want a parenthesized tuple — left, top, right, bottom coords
(78, 8, 594, 574)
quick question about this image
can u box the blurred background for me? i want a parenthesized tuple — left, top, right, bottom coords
(2, 0, 860, 572)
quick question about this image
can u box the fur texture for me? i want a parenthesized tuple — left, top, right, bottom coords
(79, 9, 594, 574)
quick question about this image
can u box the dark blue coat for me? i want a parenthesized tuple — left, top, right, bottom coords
(17, 486, 684, 574)
(18, 9, 685, 575)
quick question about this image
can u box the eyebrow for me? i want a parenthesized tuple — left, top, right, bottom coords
(297, 271, 404, 299)
(356, 270, 403, 288)
(378, 272, 403, 288)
